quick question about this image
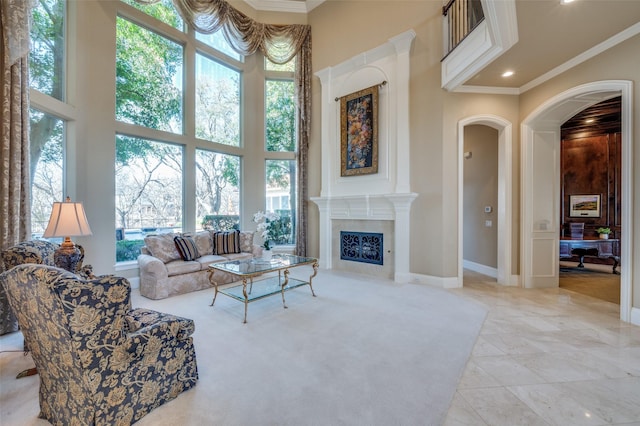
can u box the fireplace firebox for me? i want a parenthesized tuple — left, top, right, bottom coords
(340, 231, 383, 265)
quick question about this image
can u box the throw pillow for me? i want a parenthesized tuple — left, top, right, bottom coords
(239, 231, 254, 253)
(193, 230, 213, 255)
(213, 230, 241, 255)
(144, 234, 182, 263)
(174, 236, 200, 261)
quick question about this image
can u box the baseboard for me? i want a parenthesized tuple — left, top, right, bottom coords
(128, 277, 140, 289)
(463, 260, 498, 278)
(409, 273, 461, 289)
(630, 306, 640, 327)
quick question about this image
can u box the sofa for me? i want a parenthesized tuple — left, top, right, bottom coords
(138, 230, 260, 299)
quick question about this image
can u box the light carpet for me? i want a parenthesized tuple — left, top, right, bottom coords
(0, 269, 487, 426)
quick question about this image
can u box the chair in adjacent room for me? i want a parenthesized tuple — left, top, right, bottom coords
(568, 222, 585, 239)
(0, 264, 198, 425)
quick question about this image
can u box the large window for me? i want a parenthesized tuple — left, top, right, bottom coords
(114, 0, 249, 262)
(29, 0, 66, 101)
(116, 16, 183, 134)
(195, 54, 240, 146)
(266, 160, 295, 245)
(115, 136, 183, 261)
(28, 0, 301, 268)
(30, 110, 64, 238)
(29, 0, 66, 237)
(196, 150, 240, 230)
(265, 58, 297, 246)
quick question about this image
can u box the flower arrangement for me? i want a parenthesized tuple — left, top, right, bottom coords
(253, 210, 281, 251)
(596, 227, 612, 235)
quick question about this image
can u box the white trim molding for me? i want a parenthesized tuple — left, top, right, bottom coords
(442, 0, 518, 91)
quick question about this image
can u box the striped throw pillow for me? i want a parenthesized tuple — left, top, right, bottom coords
(213, 230, 241, 255)
(174, 236, 200, 261)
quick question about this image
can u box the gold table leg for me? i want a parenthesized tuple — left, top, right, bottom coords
(209, 269, 219, 306)
(242, 277, 249, 323)
(280, 269, 290, 309)
(308, 261, 319, 297)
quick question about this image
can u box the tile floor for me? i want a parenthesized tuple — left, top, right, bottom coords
(444, 270, 640, 426)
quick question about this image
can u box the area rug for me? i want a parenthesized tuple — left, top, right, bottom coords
(0, 269, 487, 426)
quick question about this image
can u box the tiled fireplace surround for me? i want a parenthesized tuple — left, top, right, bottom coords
(311, 30, 417, 282)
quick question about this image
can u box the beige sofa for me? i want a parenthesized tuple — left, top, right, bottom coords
(138, 230, 260, 299)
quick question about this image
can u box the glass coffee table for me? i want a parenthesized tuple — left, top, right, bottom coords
(208, 254, 319, 323)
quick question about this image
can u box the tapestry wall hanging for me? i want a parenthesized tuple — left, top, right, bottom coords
(339, 84, 379, 176)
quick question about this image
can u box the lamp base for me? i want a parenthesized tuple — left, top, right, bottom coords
(54, 243, 82, 273)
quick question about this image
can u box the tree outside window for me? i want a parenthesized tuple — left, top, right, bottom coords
(265, 60, 297, 246)
(195, 54, 240, 146)
(196, 150, 240, 231)
(115, 136, 183, 261)
(30, 109, 64, 238)
(116, 16, 183, 134)
(29, 0, 66, 238)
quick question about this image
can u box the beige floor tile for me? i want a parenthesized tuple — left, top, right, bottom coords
(507, 383, 609, 425)
(442, 391, 488, 426)
(446, 271, 640, 426)
(459, 387, 550, 426)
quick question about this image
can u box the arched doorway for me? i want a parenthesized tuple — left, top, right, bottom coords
(521, 80, 633, 322)
(457, 115, 513, 287)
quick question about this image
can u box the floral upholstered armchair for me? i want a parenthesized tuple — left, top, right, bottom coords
(0, 240, 94, 335)
(0, 264, 198, 425)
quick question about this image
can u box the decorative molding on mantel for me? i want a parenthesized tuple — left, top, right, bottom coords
(311, 193, 417, 221)
(311, 193, 417, 283)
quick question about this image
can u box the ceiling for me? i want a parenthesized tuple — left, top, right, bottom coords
(247, 0, 640, 91)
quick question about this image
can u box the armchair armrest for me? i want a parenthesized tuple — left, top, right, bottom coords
(125, 308, 195, 340)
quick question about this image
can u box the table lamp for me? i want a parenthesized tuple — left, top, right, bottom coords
(42, 196, 93, 272)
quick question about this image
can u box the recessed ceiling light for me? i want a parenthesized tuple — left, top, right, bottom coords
(502, 70, 514, 77)
(561, 0, 575, 4)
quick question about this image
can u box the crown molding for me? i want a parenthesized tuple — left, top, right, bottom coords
(243, 0, 325, 14)
(520, 21, 640, 93)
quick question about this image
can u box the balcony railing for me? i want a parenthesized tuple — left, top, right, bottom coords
(442, 0, 485, 59)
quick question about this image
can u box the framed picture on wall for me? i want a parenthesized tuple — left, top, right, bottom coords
(340, 84, 379, 176)
(569, 194, 601, 217)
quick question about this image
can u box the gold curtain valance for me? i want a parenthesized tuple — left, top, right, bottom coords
(137, 0, 310, 65)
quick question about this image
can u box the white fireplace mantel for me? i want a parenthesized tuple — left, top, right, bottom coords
(311, 30, 416, 282)
(311, 193, 417, 282)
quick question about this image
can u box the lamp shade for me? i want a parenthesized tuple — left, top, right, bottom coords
(42, 198, 93, 238)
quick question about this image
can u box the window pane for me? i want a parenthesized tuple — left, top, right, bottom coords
(29, 0, 65, 100)
(30, 109, 64, 239)
(196, 31, 242, 61)
(196, 150, 240, 231)
(120, 0, 183, 30)
(116, 17, 183, 134)
(265, 160, 296, 245)
(196, 54, 240, 146)
(115, 136, 183, 262)
(265, 57, 295, 72)
(265, 79, 295, 152)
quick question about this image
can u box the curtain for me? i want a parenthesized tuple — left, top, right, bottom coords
(138, 0, 312, 255)
(0, 0, 31, 256)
